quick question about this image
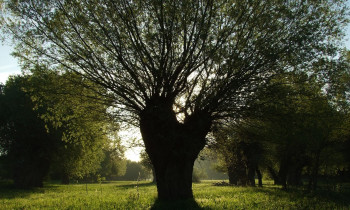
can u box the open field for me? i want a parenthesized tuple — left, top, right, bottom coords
(0, 180, 349, 209)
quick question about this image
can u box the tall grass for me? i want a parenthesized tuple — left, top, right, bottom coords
(0, 180, 349, 209)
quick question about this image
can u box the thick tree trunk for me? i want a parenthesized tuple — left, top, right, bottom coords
(256, 168, 263, 187)
(153, 155, 195, 199)
(287, 165, 303, 186)
(139, 96, 211, 200)
(61, 173, 70, 185)
(267, 166, 279, 185)
(277, 157, 290, 190)
(227, 165, 238, 185)
(13, 156, 50, 188)
(308, 150, 321, 192)
(247, 164, 256, 187)
(227, 160, 247, 186)
(278, 165, 288, 190)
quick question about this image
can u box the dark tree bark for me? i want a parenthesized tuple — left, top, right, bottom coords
(226, 156, 247, 186)
(278, 163, 288, 190)
(225, 142, 257, 186)
(139, 96, 211, 200)
(61, 173, 70, 185)
(287, 165, 303, 186)
(247, 164, 256, 187)
(227, 165, 238, 185)
(256, 168, 263, 187)
(308, 150, 321, 192)
(267, 166, 280, 185)
(12, 156, 50, 188)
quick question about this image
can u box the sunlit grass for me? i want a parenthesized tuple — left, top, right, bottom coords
(0, 180, 349, 209)
(194, 181, 350, 209)
(0, 181, 157, 209)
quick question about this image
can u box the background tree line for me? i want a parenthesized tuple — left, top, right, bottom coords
(210, 51, 350, 190)
(0, 69, 152, 187)
(1, 54, 350, 191)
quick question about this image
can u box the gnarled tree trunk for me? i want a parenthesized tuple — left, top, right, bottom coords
(61, 172, 70, 185)
(139, 96, 211, 200)
(267, 166, 280, 185)
(247, 164, 256, 187)
(227, 165, 238, 185)
(256, 168, 263, 187)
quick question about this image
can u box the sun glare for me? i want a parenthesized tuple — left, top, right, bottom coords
(125, 147, 142, 162)
(119, 126, 143, 162)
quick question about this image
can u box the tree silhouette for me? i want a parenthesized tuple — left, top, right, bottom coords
(1, 0, 347, 200)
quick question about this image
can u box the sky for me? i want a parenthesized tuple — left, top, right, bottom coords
(1, 17, 350, 161)
(0, 45, 20, 84)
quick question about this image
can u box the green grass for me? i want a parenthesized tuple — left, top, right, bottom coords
(0, 180, 349, 209)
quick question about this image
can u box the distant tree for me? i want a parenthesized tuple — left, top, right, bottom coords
(212, 120, 264, 186)
(212, 70, 345, 189)
(192, 167, 207, 183)
(139, 149, 155, 182)
(2, 0, 347, 199)
(194, 148, 228, 180)
(99, 141, 127, 180)
(119, 160, 152, 181)
(224, 72, 342, 189)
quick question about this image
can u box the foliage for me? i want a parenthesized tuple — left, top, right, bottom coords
(258, 73, 344, 190)
(118, 160, 152, 181)
(321, 50, 350, 110)
(139, 149, 155, 182)
(26, 68, 123, 182)
(0, 0, 347, 120)
(0, 76, 56, 188)
(212, 121, 264, 186)
(0, 70, 126, 186)
(192, 167, 207, 183)
(98, 142, 127, 180)
(212, 71, 346, 189)
(194, 148, 228, 180)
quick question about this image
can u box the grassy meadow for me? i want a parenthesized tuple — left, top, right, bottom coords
(0, 180, 349, 209)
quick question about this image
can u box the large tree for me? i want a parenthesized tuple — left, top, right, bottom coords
(1, 0, 347, 200)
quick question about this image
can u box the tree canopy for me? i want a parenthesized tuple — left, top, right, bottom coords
(1, 0, 347, 121)
(0, 71, 126, 187)
(212, 71, 347, 189)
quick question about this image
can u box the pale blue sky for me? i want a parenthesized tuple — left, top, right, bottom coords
(0, 44, 21, 84)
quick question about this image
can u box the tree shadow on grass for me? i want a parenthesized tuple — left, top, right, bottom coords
(0, 181, 58, 199)
(151, 198, 203, 210)
(253, 185, 350, 207)
(310, 188, 350, 206)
